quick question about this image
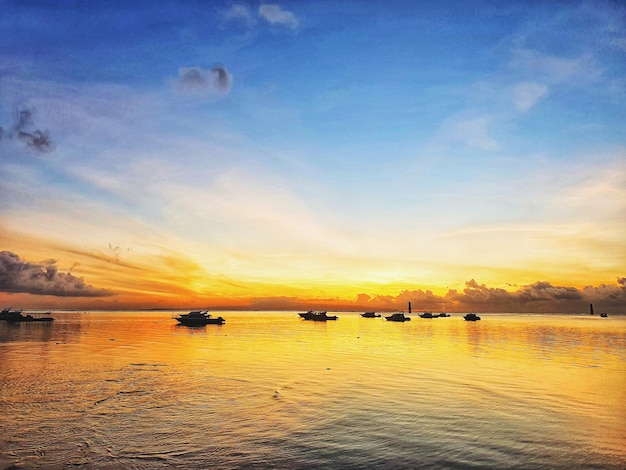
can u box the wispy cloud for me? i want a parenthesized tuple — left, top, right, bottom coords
(511, 82, 549, 112)
(0, 251, 113, 297)
(222, 4, 255, 27)
(438, 114, 501, 151)
(509, 49, 601, 85)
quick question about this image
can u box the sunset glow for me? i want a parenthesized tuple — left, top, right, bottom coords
(1, 1, 624, 313)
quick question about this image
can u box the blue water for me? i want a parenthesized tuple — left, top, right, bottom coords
(1, 311, 624, 469)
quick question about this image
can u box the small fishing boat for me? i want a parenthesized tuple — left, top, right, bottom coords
(600, 313, 608, 318)
(385, 312, 411, 322)
(361, 311, 381, 318)
(419, 312, 434, 318)
(174, 310, 225, 326)
(3, 310, 54, 323)
(299, 311, 338, 321)
(464, 313, 481, 321)
(437, 312, 450, 317)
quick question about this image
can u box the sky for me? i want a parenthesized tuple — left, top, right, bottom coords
(0, 0, 625, 313)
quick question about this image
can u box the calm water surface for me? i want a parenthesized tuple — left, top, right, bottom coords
(1, 311, 624, 469)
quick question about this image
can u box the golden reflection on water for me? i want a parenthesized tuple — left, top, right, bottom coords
(1, 311, 624, 468)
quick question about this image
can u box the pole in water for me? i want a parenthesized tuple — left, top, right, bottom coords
(590, 303, 594, 315)
(408, 302, 412, 314)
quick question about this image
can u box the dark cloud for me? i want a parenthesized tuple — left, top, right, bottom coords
(0, 251, 113, 297)
(177, 67, 207, 89)
(451, 279, 515, 305)
(176, 65, 232, 95)
(445, 279, 587, 312)
(355, 278, 626, 314)
(0, 108, 54, 152)
(211, 65, 232, 93)
(517, 281, 583, 302)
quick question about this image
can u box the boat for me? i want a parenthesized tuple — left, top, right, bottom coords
(437, 312, 450, 318)
(385, 312, 411, 322)
(361, 311, 381, 318)
(464, 313, 481, 321)
(600, 313, 608, 318)
(419, 311, 434, 318)
(0, 307, 21, 321)
(174, 310, 225, 326)
(298, 310, 316, 318)
(299, 310, 338, 321)
(3, 310, 54, 322)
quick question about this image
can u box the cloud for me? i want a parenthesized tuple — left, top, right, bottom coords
(220, 4, 300, 33)
(440, 114, 500, 151)
(354, 278, 626, 314)
(517, 281, 583, 302)
(449, 279, 626, 312)
(511, 82, 549, 112)
(0, 108, 54, 152)
(175, 65, 232, 95)
(0, 251, 114, 297)
(258, 4, 299, 30)
(509, 49, 601, 85)
(222, 4, 255, 27)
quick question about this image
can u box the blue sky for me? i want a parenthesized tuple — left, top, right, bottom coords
(1, 1, 625, 311)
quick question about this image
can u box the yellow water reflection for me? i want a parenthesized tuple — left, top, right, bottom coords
(1, 311, 624, 468)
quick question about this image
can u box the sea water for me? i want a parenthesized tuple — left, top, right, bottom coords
(0, 311, 624, 469)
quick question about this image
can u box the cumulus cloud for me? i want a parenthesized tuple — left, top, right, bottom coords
(0, 251, 114, 297)
(259, 4, 299, 30)
(354, 278, 626, 314)
(0, 108, 54, 152)
(176, 65, 232, 95)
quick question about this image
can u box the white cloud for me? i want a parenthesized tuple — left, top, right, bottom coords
(511, 82, 549, 112)
(258, 4, 299, 30)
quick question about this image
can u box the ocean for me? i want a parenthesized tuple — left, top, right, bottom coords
(1, 311, 624, 469)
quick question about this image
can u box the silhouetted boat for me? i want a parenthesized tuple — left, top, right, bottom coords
(3, 309, 54, 322)
(0, 307, 21, 321)
(464, 313, 481, 321)
(385, 312, 410, 322)
(600, 313, 608, 318)
(298, 310, 315, 318)
(419, 311, 434, 318)
(299, 311, 338, 321)
(437, 312, 450, 317)
(174, 310, 225, 326)
(361, 311, 381, 318)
